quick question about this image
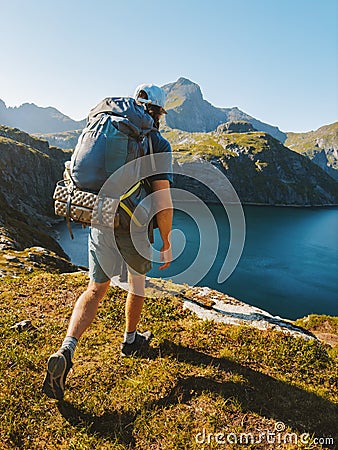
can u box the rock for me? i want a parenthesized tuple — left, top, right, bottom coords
(4, 254, 19, 262)
(216, 121, 256, 133)
(180, 286, 316, 340)
(30, 246, 50, 255)
(28, 253, 40, 262)
(183, 287, 216, 309)
(11, 320, 37, 332)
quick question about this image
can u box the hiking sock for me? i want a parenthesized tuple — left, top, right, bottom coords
(61, 336, 78, 360)
(123, 330, 136, 344)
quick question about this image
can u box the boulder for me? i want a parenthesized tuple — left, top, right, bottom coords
(217, 121, 256, 133)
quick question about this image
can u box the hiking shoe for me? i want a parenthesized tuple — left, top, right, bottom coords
(120, 331, 153, 357)
(42, 348, 72, 400)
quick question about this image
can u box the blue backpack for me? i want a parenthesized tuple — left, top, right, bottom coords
(69, 97, 156, 232)
(70, 97, 155, 193)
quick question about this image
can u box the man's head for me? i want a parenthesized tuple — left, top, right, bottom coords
(134, 84, 167, 116)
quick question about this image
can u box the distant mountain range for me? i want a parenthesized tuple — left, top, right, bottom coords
(1, 78, 337, 180)
(1, 77, 285, 140)
(0, 99, 85, 134)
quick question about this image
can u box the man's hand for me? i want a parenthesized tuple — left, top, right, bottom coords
(159, 242, 172, 270)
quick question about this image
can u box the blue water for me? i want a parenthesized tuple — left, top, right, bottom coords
(56, 205, 338, 320)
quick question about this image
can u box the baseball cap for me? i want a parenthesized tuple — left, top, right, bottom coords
(134, 84, 167, 114)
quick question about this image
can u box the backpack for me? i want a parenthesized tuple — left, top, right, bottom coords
(54, 97, 156, 238)
(70, 97, 155, 193)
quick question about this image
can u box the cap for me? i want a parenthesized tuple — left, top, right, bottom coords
(134, 84, 167, 114)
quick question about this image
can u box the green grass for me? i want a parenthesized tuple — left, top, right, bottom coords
(163, 130, 271, 159)
(285, 122, 338, 172)
(1, 272, 337, 449)
(165, 96, 185, 110)
(294, 315, 338, 335)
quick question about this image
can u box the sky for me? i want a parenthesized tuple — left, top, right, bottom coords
(0, 0, 337, 132)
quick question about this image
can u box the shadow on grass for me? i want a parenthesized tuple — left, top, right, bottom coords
(58, 340, 338, 445)
(57, 401, 136, 446)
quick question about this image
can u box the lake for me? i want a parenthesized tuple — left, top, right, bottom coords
(56, 205, 338, 320)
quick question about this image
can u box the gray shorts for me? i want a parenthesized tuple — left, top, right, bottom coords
(88, 227, 152, 283)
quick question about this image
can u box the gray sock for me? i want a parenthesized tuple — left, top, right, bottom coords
(124, 330, 136, 344)
(61, 336, 78, 359)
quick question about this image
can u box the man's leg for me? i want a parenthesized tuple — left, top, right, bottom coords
(67, 279, 110, 339)
(43, 279, 110, 399)
(125, 272, 145, 333)
(121, 271, 152, 356)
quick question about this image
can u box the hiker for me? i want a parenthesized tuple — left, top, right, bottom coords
(43, 84, 173, 400)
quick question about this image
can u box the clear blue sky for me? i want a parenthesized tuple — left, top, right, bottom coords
(1, 0, 337, 132)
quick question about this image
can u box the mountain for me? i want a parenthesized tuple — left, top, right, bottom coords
(38, 129, 82, 150)
(0, 99, 85, 134)
(285, 122, 338, 181)
(163, 128, 338, 206)
(0, 125, 75, 276)
(162, 77, 287, 142)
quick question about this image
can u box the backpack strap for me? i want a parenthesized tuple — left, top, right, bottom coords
(148, 135, 156, 171)
(65, 193, 74, 240)
(119, 181, 144, 227)
(119, 181, 142, 201)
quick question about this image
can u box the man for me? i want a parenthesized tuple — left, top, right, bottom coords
(43, 84, 173, 400)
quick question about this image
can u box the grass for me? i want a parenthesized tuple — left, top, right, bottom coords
(163, 130, 271, 159)
(1, 272, 337, 449)
(285, 122, 338, 171)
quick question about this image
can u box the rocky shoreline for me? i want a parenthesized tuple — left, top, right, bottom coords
(108, 275, 333, 344)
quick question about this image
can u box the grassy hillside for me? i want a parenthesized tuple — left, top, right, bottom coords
(0, 125, 75, 274)
(162, 129, 270, 156)
(162, 128, 338, 206)
(285, 122, 338, 179)
(1, 272, 337, 449)
(285, 122, 338, 158)
(37, 130, 81, 150)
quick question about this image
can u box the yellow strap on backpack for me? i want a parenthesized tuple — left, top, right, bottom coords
(119, 181, 144, 227)
(119, 181, 141, 201)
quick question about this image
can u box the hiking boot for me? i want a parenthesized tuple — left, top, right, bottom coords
(120, 331, 153, 357)
(42, 348, 72, 400)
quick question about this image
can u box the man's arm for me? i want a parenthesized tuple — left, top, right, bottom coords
(151, 179, 173, 270)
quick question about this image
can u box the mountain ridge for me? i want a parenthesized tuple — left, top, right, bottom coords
(1, 77, 286, 140)
(285, 122, 338, 181)
(162, 77, 287, 142)
(0, 99, 85, 134)
(163, 128, 338, 206)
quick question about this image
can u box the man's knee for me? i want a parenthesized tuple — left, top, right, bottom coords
(86, 280, 110, 300)
(127, 272, 146, 296)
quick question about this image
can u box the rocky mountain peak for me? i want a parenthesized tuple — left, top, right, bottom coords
(161, 78, 286, 141)
(163, 77, 203, 103)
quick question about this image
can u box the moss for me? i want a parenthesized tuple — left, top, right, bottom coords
(294, 315, 338, 335)
(166, 96, 184, 109)
(0, 272, 337, 449)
